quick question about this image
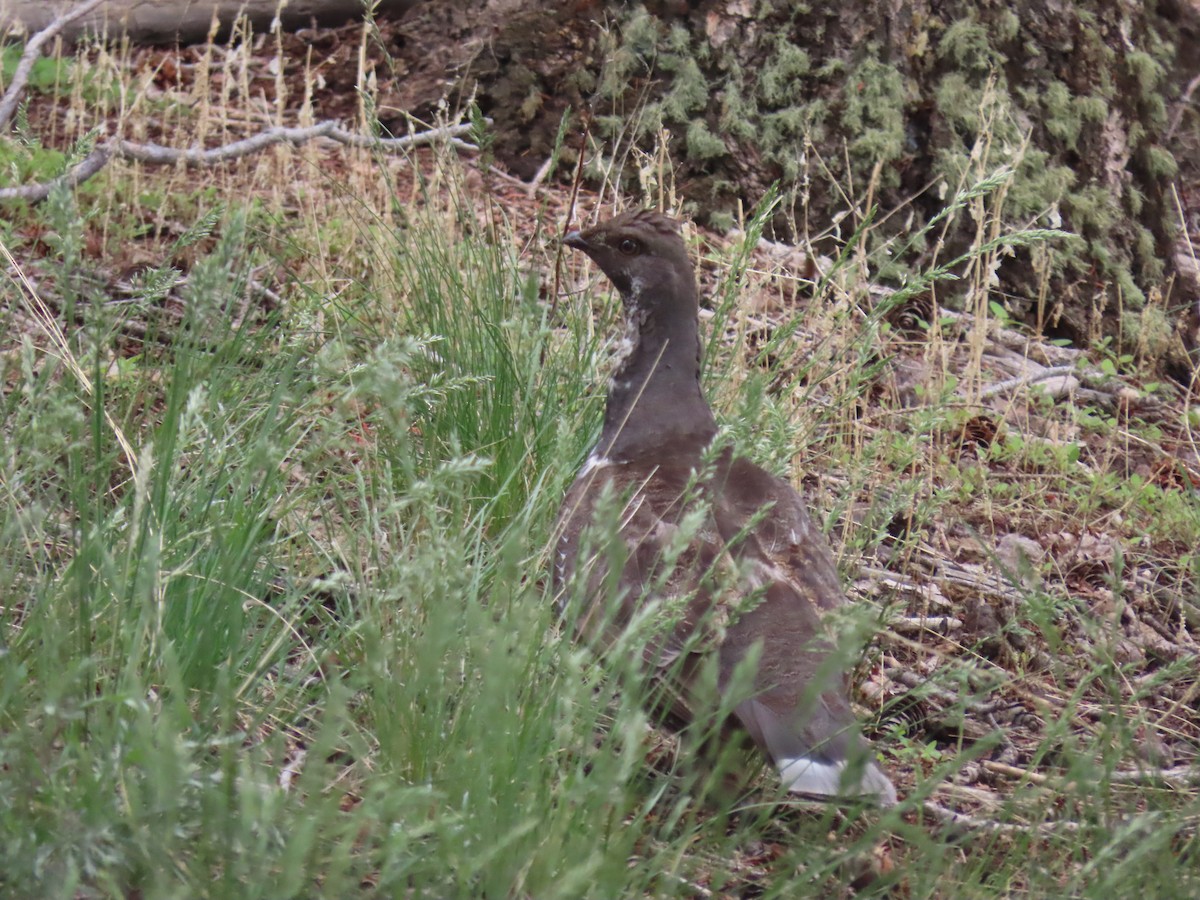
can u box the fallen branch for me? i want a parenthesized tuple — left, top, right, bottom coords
(981, 759, 1052, 785)
(889, 614, 964, 635)
(921, 799, 1082, 837)
(1107, 765, 1200, 788)
(0, 121, 480, 203)
(114, 121, 478, 164)
(979, 364, 1078, 400)
(981, 758, 1200, 791)
(1167, 71, 1200, 142)
(883, 665, 1011, 718)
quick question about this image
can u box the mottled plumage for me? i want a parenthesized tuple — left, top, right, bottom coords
(555, 210, 895, 805)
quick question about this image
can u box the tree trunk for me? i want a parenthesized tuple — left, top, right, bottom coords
(0, 0, 414, 43)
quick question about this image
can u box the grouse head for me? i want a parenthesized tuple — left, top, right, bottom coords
(564, 210, 697, 314)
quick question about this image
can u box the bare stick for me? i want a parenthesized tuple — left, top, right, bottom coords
(0, 121, 480, 203)
(1107, 765, 1200, 787)
(525, 153, 556, 197)
(889, 615, 964, 634)
(922, 799, 1082, 837)
(981, 759, 1052, 785)
(0, 0, 108, 129)
(1166, 71, 1200, 142)
(982, 759, 1200, 790)
(113, 120, 479, 164)
(979, 364, 1077, 399)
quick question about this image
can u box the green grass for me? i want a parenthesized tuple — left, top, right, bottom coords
(2, 52, 1199, 898)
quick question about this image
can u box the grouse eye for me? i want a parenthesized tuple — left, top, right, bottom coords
(618, 238, 641, 256)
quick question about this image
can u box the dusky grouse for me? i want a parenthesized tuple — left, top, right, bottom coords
(555, 209, 896, 805)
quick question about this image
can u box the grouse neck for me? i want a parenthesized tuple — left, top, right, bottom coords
(596, 295, 718, 462)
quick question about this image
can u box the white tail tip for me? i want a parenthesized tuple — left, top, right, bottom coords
(778, 756, 898, 806)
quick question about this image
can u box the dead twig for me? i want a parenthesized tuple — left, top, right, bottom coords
(889, 614, 964, 634)
(524, 154, 557, 198)
(916, 801, 1089, 840)
(981, 758, 1200, 791)
(981, 759, 1052, 785)
(979, 364, 1077, 399)
(0, 121, 481, 203)
(883, 665, 1011, 718)
(1107, 765, 1200, 788)
(921, 800, 1081, 836)
(1166, 71, 1200, 142)
(114, 121, 479, 164)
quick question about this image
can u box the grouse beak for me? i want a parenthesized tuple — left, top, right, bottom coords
(563, 230, 589, 250)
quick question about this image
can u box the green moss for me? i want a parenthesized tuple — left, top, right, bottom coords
(518, 86, 543, 123)
(1125, 51, 1164, 91)
(1041, 81, 1082, 148)
(621, 7, 662, 58)
(1145, 146, 1177, 179)
(938, 17, 1004, 70)
(665, 23, 692, 55)
(566, 69, 597, 95)
(598, 44, 648, 100)
(1128, 184, 1145, 217)
(815, 57, 847, 78)
(661, 56, 709, 119)
(597, 9, 658, 100)
(718, 66, 757, 140)
(594, 114, 627, 135)
(996, 10, 1021, 41)
(708, 209, 735, 231)
(633, 101, 665, 137)
(1009, 154, 1075, 219)
(1134, 225, 1163, 280)
(1070, 183, 1120, 235)
(686, 119, 727, 160)
(1142, 94, 1167, 128)
(705, 177, 736, 197)
(1116, 266, 1146, 307)
(842, 57, 907, 169)
(935, 72, 985, 131)
(761, 107, 813, 147)
(764, 0, 808, 16)
(1076, 95, 1108, 123)
(585, 1, 1176, 324)
(759, 38, 811, 106)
